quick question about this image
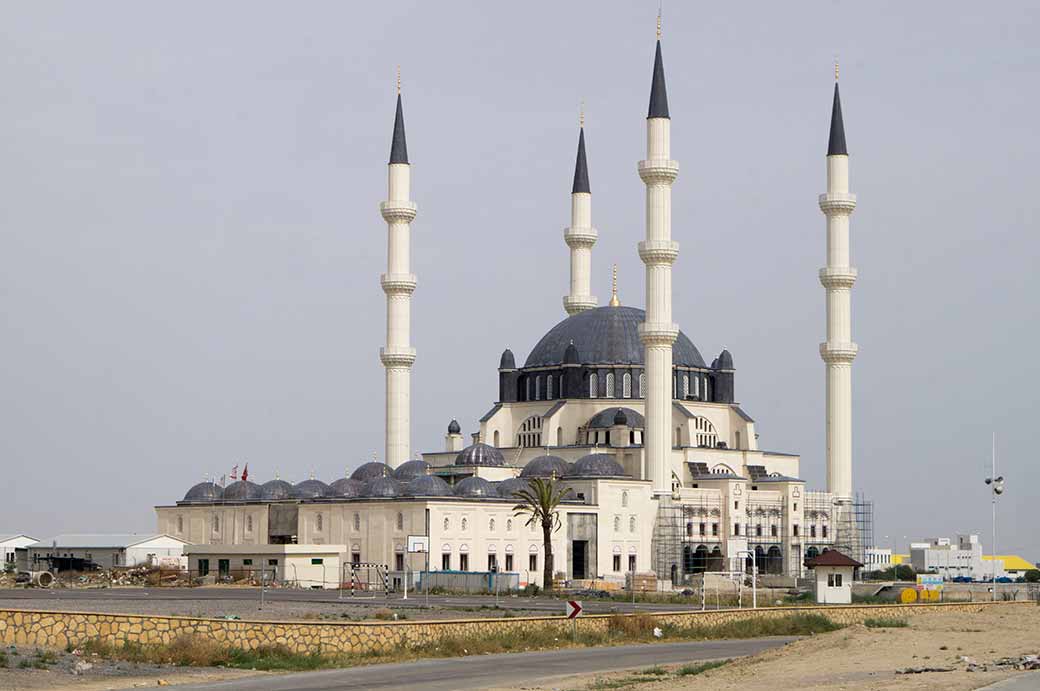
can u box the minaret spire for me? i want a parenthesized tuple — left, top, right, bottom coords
(827, 61, 847, 156)
(639, 28, 680, 496)
(563, 104, 598, 315)
(380, 69, 418, 468)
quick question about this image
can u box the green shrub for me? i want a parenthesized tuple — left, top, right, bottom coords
(677, 659, 731, 676)
(864, 618, 908, 628)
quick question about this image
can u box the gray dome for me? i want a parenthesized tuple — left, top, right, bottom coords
(448, 419, 461, 434)
(394, 459, 432, 481)
(291, 479, 331, 499)
(717, 349, 734, 369)
(329, 477, 363, 498)
(351, 462, 393, 482)
(499, 349, 516, 370)
(613, 408, 628, 425)
(567, 453, 629, 478)
(259, 479, 293, 500)
(497, 477, 533, 499)
(520, 455, 571, 479)
(564, 341, 580, 365)
(524, 306, 706, 368)
(455, 443, 506, 467)
(183, 481, 223, 503)
(222, 480, 261, 501)
(361, 476, 403, 498)
(406, 474, 454, 497)
(588, 407, 644, 429)
(454, 476, 500, 498)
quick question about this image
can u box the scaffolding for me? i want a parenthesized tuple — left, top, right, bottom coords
(805, 491, 874, 567)
(652, 494, 725, 585)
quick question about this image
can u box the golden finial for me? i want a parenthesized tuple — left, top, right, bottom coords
(657, 4, 662, 40)
(580, 100, 585, 129)
(609, 264, 620, 307)
(834, 57, 839, 82)
(396, 65, 401, 94)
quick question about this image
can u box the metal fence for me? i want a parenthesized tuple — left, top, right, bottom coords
(417, 570, 520, 594)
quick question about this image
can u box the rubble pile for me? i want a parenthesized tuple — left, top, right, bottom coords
(961, 653, 1040, 673)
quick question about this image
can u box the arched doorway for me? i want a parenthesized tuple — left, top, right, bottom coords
(709, 546, 723, 572)
(693, 545, 708, 573)
(670, 563, 679, 585)
(766, 546, 783, 574)
(805, 546, 820, 561)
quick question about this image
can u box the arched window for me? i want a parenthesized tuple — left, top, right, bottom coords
(694, 417, 719, 448)
(682, 373, 689, 398)
(534, 376, 541, 400)
(622, 491, 629, 508)
(176, 516, 183, 533)
(353, 513, 361, 531)
(589, 373, 598, 398)
(693, 375, 700, 398)
(546, 375, 553, 400)
(638, 373, 646, 398)
(493, 430, 500, 447)
(212, 515, 220, 532)
(686, 522, 693, 537)
(443, 517, 449, 531)
(614, 516, 621, 532)
(629, 517, 636, 533)
(556, 427, 563, 446)
(605, 372, 615, 398)
(316, 514, 323, 531)
(489, 518, 495, 532)
(622, 372, 632, 398)
(517, 416, 543, 448)
(525, 377, 531, 401)
(705, 377, 711, 401)
(396, 512, 404, 530)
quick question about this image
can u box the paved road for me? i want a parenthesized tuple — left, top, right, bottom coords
(0, 587, 712, 614)
(170, 638, 796, 691)
(980, 673, 1040, 690)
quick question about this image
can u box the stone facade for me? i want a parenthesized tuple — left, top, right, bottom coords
(0, 602, 1026, 656)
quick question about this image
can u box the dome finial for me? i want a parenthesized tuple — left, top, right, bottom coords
(609, 264, 620, 307)
(657, 3, 662, 40)
(580, 99, 585, 129)
(397, 64, 401, 94)
(834, 56, 839, 82)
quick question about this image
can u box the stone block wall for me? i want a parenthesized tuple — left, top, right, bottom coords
(0, 601, 1028, 656)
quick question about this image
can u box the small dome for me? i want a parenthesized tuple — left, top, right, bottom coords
(497, 477, 533, 499)
(717, 349, 734, 369)
(394, 459, 431, 481)
(567, 453, 628, 478)
(291, 479, 331, 499)
(499, 349, 517, 370)
(329, 477, 363, 498)
(223, 480, 260, 501)
(613, 408, 628, 425)
(361, 476, 403, 498)
(259, 479, 293, 500)
(406, 474, 454, 497)
(448, 419, 461, 435)
(454, 476, 500, 498)
(455, 442, 506, 467)
(520, 455, 571, 479)
(564, 341, 580, 365)
(351, 461, 394, 482)
(183, 481, 223, 503)
(587, 407, 644, 429)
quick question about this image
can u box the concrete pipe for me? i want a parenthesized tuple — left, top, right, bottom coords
(31, 571, 54, 588)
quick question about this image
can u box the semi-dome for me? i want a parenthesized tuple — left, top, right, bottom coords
(455, 442, 506, 467)
(222, 480, 261, 501)
(351, 461, 393, 482)
(361, 476, 403, 498)
(329, 477, 363, 498)
(259, 479, 293, 500)
(524, 306, 705, 368)
(447, 419, 461, 435)
(454, 476, 499, 498)
(567, 453, 629, 478)
(183, 481, 223, 503)
(406, 474, 454, 497)
(588, 407, 645, 429)
(497, 477, 533, 499)
(394, 459, 431, 481)
(520, 455, 571, 478)
(291, 479, 331, 499)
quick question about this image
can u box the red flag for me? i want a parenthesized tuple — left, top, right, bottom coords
(231, 464, 238, 480)
(241, 464, 248, 482)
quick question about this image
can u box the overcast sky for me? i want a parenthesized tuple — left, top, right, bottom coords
(1, 2, 1037, 559)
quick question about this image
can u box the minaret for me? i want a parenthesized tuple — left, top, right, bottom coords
(638, 16, 680, 497)
(563, 105, 598, 315)
(819, 62, 857, 499)
(379, 69, 418, 468)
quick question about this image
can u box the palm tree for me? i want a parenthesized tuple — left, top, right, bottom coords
(512, 477, 569, 592)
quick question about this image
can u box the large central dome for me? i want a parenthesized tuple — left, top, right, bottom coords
(524, 306, 706, 368)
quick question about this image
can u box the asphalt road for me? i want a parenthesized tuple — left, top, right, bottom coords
(171, 638, 797, 691)
(0, 587, 711, 614)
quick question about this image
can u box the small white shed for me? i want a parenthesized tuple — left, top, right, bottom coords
(805, 549, 863, 604)
(1, 534, 37, 572)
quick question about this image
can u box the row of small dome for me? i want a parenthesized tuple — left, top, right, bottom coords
(181, 451, 628, 503)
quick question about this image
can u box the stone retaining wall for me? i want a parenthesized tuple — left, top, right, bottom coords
(0, 601, 1028, 656)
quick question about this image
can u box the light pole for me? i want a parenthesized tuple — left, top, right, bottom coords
(737, 550, 757, 609)
(984, 433, 1004, 602)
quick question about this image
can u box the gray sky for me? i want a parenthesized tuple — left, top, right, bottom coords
(1, 2, 1037, 559)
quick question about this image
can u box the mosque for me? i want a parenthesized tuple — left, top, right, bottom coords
(155, 22, 864, 588)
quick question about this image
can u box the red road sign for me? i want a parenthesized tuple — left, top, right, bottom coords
(566, 600, 583, 619)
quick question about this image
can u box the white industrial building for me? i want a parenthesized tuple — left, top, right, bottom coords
(28, 534, 188, 570)
(1, 534, 37, 573)
(910, 535, 1007, 581)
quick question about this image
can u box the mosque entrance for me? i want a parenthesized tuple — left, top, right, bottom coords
(571, 540, 588, 579)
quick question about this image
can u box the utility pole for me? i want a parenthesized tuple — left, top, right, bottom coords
(984, 433, 1004, 602)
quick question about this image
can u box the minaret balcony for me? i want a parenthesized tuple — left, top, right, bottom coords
(818, 193, 857, 215)
(819, 342, 859, 364)
(638, 322, 679, 346)
(380, 273, 417, 295)
(563, 295, 598, 314)
(380, 200, 418, 223)
(563, 226, 598, 248)
(380, 346, 417, 368)
(637, 159, 679, 184)
(818, 267, 858, 289)
(638, 240, 680, 265)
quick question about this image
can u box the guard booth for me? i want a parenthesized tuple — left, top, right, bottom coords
(805, 549, 862, 604)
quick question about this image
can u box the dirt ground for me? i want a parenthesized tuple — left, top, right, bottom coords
(491, 605, 1040, 691)
(0, 660, 256, 690)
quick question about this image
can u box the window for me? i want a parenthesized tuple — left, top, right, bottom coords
(638, 373, 645, 398)
(353, 513, 361, 531)
(605, 372, 615, 398)
(629, 517, 636, 533)
(546, 375, 554, 400)
(212, 515, 220, 532)
(177, 516, 183, 533)
(243, 559, 253, 566)
(351, 552, 361, 566)
(488, 554, 497, 571)
(756, 525, 763, 537)
(810, 526, 817, 538)
(460, 554, 469, 571)
(622, 491, 629, 508)
(693, 417, 718, 448)
(395, 553, 404, 571)
(505, 554, 514, 571)
(693, 375, 699, 398)
(461, 518, 468, 531)
(268, 558, 279, 566)
(517, 415, 543, 448)
(628, 554, 637, 572)
(316, 514, 323, 531)
(529, 554, 538, 572)
(686, 522, 693, 537)
(506, 519, 512, 531)
(771, 525, 778, 537)
(614, 516, 621, 532)
(613, 555, 622, 572)
(699, 522, 706, 536)
(794, 502, 798, 512)
(828, 573, 843, 587)
(734, 523, 741, 536)
(246, 515, 253, 533)
(396, 513, 404, 530)
(535, 376, 541, 400)
(682, 373, 689, 398)
(525, 377, 531, 401)
(442, 553, 451, 570)
(443, 517, 449, 531)
(793, 525, 800, 537)
(198, 559, 210, 576)
(489, 518, 496, 532)
(589, 373, 598, 398)
(311, 558, 324, 565)
(622, 372, 632, 398)
(734, 501, 739, 510)
(822, 525, 828, 539)
(712, 523, 718, 536)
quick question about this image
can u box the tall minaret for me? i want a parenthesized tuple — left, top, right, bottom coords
(638, 17, 680, 497)
(563, 106, 598, 315)
(379, 70, 418, 469)
(819, 63, 857, 499)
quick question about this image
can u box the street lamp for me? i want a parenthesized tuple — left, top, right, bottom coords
(984, 435, 1004, 602)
